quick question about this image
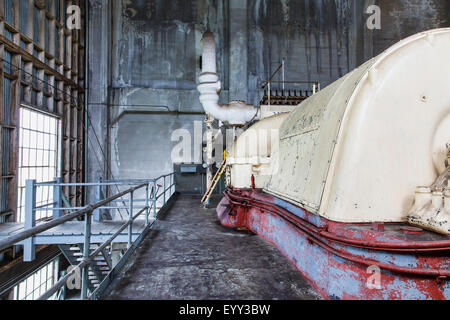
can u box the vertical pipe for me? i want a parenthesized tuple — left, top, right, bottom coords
(128, 191, 133, 248)
(81, 211, 91, 300)
(163, 176, 166, 205)
(205, 115, 214, 207)
(153, 180, 157, 219)
(145, 183, 149, 226)
(84, 0, 89, 205)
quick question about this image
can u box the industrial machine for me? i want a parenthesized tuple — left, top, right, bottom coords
(199, 29, 450, 299)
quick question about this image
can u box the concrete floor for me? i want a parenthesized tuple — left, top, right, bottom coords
(103, 194, 321, 300)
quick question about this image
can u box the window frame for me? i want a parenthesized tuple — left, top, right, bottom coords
(17, 104, 62, 222)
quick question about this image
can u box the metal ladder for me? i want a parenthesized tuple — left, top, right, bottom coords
(201, 158, 227, 204)
(59, 244, 113, 293)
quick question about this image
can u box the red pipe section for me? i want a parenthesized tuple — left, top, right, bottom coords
(223, 190, 450, 278)
(225, 190, 450, 251)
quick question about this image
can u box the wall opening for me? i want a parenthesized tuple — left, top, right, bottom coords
(17, 106, 61, 222)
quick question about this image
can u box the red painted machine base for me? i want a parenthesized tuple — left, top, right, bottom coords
(217, 188, 450, 300)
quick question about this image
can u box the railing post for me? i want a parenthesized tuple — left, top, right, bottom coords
(93, 177, 102, 222)
(163, 176, 166, 205)
(24, 180, 36, 262)
(145, 184, 149, 226)
(173, 173, 176, 196)
(52, 178, 62, 219)
(81, 211, 92, 300)
(153, 180, 157, 219)
(128, 191, 133, 248)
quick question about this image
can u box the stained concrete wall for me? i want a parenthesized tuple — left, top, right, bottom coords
(373, 0, 450, 55)
(87, 0, 450, 195)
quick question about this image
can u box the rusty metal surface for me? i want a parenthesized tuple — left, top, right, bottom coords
(218, 189, 450, 300)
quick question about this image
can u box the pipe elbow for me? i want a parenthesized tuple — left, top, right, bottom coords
(198, 32, 259, 125)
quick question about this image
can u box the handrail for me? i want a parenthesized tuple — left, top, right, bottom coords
(259, 80, 321, 89)
(38, 205, 148, 300)
(258, 77, 321, 106)
(0, 172, 176, 300)
(0, 183, 146, 252)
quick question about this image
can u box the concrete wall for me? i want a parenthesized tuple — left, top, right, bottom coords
(87, 0, 450, 194)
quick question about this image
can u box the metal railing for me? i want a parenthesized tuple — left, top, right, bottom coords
(257, 61, 321, 106)
(0, 172, 176, 300)
(258, 80, 321, 106)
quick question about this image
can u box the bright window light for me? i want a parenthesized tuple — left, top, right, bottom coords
(17, 107, 60, 222)
(12, 258, 59, 300)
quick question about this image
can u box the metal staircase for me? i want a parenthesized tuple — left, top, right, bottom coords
(59, 244, 113, 293)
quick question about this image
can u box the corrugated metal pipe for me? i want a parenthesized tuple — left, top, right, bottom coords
(198, 32, 259, 126)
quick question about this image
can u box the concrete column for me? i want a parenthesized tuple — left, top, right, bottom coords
(87, 0, 111, 202)
(229, 0, 248, 102)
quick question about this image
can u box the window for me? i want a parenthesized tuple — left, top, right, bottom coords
(3, 0, 12, 25)
(4, 29, 12, 41)
(12, 258, 59, 300)
(45, 17, 49, 52)
(55, 27, 59, 59)
(33, 6, 39, 44)
(3, 50, 12, 74)
(1, 76, 12, 222)
(17, 107, 60, 222)
(20, 0, 27, 33)
(20, 39, 27, 50)
(55, 0, 60, 22)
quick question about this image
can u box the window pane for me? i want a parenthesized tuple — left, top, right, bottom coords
(12, 259, 58, 300)
(4, 0, 13, 25)
(20, 0, 27, 32)
(17, 108, 60, 222)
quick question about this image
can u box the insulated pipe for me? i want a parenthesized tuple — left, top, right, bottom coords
(198, 32, 259, 125)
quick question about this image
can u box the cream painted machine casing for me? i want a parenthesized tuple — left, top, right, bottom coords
(258, 28, 450, 223)
(228, 113, 289, 189)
